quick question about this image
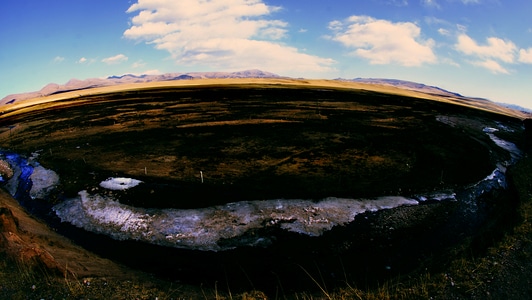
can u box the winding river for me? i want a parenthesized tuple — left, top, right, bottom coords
(0, 120, 522, 251)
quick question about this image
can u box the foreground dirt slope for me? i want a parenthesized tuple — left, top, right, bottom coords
(0, 188, 132, 278)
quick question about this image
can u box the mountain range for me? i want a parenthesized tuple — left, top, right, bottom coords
(339, 78, 464, 98)
(0, 69, 280, 105)
(1, 70, 530, 114)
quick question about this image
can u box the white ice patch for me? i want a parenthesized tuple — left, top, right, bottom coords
(484, 128, 522, 161)
(29, 166, 60, 199)
(482, 127, 498, 133)
(415, 191, 456, 202)
(53, 191, 152, 241)
(99, 177, 142, 190)
(53, 192, 418, 251)
(52, 160, 512, 252)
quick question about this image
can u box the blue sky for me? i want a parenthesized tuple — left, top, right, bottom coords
(1, 0, 531, 109)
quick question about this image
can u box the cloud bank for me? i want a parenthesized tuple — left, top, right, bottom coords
(124, 0, 335, 74)
(455, 34, 518, 74)
(102, 54, 129, 65)
(53, 56, 65, 63)
(328, 16, 437, 67)
(518, 48, 532, 64)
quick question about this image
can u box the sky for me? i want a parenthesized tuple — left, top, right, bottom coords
(1, 0, 531, 109)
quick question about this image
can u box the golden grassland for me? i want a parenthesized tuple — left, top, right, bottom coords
(1, 78, 527, 120)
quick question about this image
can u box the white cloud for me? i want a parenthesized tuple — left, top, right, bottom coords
(518, 48, 532, 64)
(386, 0, 408, 6)
(328, 15, 437, 66)
(438, 28, 450, 36)
(102, 54, 128, 65)
(441, 57, 460, 67)
(78, 57, 98, 65)
(422, 0, 441, 9)
(455, 34, 516, 63)
(471, 59, 510, 74)
(424, 16, 448, 26)
(123, 0, 334, 74)
(328, 20, 343, 32)
(131, 60, 147, 68)
(454, 34, 517, 73)
(53, 56, 65, 63)
(128, 69, 161, 76)
(456, 24, 467, 32)
(141, 69, 161, 75)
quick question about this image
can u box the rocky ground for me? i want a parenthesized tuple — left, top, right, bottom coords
(0, 81, 530, 299)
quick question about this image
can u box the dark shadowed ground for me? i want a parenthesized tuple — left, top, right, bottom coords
(0, 83, 530, 299)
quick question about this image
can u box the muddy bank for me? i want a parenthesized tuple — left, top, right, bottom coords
(0, 188, 132, 279)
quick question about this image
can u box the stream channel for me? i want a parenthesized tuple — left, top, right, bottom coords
(0, 117, 525, 293)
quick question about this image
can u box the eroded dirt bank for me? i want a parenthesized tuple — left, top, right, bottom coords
(0, 188, 131, 278)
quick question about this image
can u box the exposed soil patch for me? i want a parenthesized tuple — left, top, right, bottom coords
(0, 189, 131, 278)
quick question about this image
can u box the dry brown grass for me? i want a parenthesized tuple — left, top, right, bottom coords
(2, 78, 527, 120)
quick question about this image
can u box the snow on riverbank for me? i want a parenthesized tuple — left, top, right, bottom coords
(1, 116, 523, 252)
(53, 191, 421, 251)
(483, 127, 522, 162)
(100, 177, 142, 190)
(51, 121, 521, 251)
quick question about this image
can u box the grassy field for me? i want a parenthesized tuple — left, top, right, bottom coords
(0, 80, 530, 299)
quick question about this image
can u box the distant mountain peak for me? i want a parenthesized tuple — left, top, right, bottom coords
(0, 70, 281, 105)
(107, 74, 147, 80)
(3, 71, 529, 115)
(339, 78, 463, 98)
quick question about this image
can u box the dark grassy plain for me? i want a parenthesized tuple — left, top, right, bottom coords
(0, 83, 530, 299)
(0, 87, 508, 205)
